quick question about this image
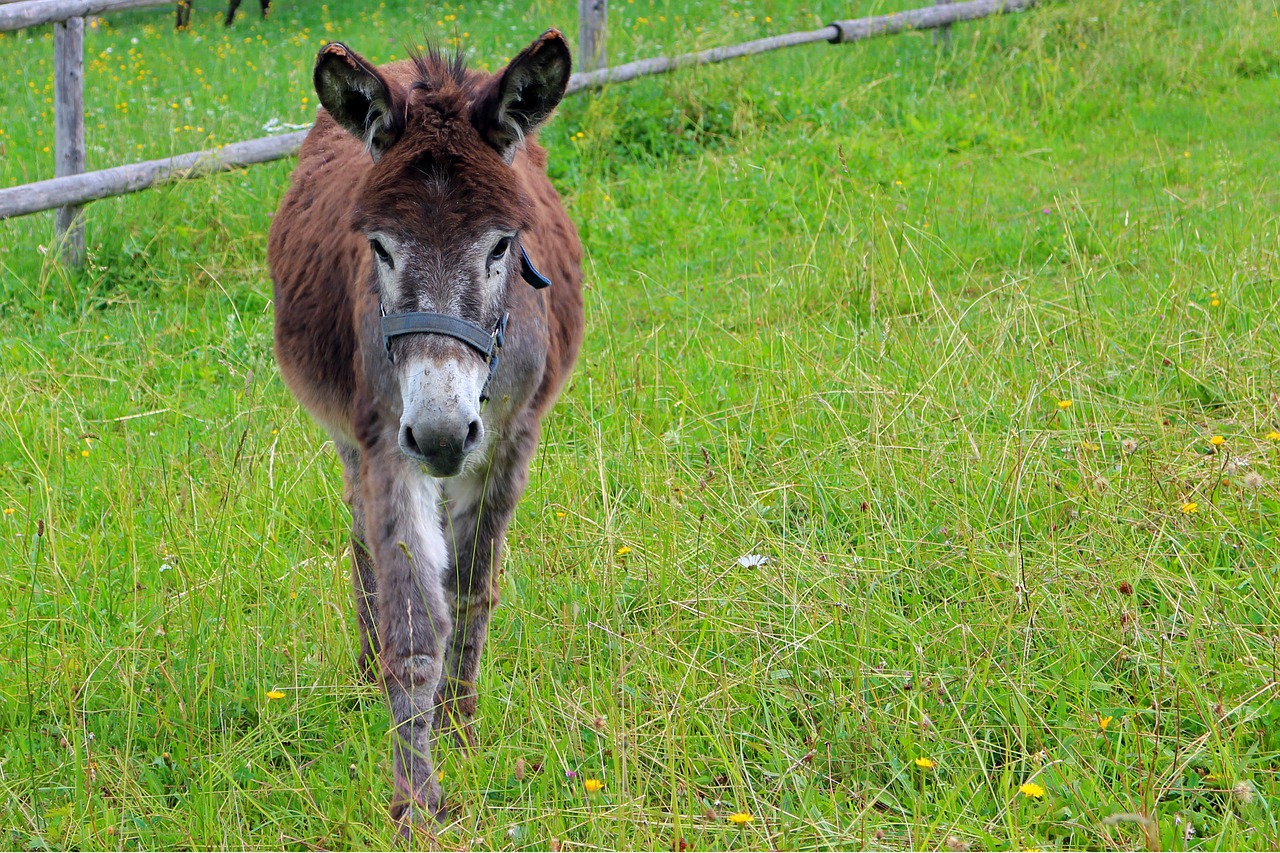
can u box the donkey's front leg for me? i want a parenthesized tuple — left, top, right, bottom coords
(339, 443, 380, 680)
(362, 442, 451, 827)
(437, 434, 533, 741)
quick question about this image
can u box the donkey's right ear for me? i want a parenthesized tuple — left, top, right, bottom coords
(314, 42, 405, 162)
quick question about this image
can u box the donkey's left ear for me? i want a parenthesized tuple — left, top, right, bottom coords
(472, 29, 572, 161)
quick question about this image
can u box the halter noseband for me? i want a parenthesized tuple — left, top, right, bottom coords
(380, 246, 551, 403)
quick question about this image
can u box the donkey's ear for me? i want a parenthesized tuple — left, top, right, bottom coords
(472, 29, 572, 161)
(314, 42, 405, 162)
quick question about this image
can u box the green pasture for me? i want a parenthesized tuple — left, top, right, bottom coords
(2, 0, 1280, 848)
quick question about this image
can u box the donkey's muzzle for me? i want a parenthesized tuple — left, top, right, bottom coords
(399, 416, 483, 477)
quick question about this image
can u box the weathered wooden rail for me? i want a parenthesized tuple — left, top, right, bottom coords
(0, 0, 1040, 265)
(1, 0, 172, 263)
(566, 0, 1036, 92)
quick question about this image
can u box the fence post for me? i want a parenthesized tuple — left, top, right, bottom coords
(578, 0, 606, 72)
(934, 0, 952, 46)
(54, 15, 85, 265)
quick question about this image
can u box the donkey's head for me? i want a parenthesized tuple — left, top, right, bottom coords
(313, 31, 571, 477)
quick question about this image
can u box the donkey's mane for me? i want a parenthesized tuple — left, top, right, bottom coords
(407, 44, 471, 92)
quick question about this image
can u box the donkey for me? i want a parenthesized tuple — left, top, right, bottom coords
(175, 0, 269, 29)
(267, 31, 583, 827)
(222, 0, 270, 27)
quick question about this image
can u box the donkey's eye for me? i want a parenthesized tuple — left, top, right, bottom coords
(490, 237, 512, 262)
(370, 238, 394, 269)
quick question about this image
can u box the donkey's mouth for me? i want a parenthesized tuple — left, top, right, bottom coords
(402, 444, 467, 478)
(416, 458, 464, 478)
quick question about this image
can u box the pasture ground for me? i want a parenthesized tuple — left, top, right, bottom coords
(2, 0, 1280, 849)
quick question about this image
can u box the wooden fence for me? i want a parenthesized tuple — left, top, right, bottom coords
(0, 0, 1039, 265)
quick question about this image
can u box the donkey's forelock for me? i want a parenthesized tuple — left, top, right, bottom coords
(355, 142, 533, 239)
(407, 44, 470, 92)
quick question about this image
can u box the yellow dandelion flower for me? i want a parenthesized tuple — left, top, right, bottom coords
(1098, 715, 1113, 731)
(914, 757, 935, 769)
(1181, 502, 1199, 515)
(265, 689, 285, 700)
(616, 545, 631, 557)
(1081, 441, 1100, 452)
(583, 777, 604, 793)
(727, 812, 754, 825)
(556, 511, 566, 518)
(1057, 399, 1073, 409)
(1019, 782, 1045, 799)
(1266, 431, 1280, 441)
(1211, 299, 1221, 307)
(1209, 435, 1225, 446)
(81, 449, 90, 457)
(3, 508, 14, 515)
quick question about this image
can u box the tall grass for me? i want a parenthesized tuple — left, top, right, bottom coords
(2, 0, 1279, 849)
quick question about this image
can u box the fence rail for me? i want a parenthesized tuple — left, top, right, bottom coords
(0, 0, 165, 31)
(0, 133, 306, 218)
(567, 0, 1036, 91)
(1, 0, 1040, 264)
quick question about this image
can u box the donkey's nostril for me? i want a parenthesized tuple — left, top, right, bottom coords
(400, 424, 424, 458)
(462, 419, 483, 453)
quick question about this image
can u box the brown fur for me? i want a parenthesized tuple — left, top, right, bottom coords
(268, 32, 582, 830)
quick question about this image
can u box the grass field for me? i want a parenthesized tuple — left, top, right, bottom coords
(3, 0, 1280, 848)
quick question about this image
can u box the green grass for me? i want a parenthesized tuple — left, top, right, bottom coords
(3, 0, 1280, 848)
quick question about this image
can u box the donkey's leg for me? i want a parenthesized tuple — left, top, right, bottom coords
(362, 439, 451, 826)
(437, 428, 536, 740)
(338, 443, 379, 680)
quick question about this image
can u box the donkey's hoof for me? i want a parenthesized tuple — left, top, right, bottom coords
(446, 718, 477, 751)
(434, 698, 478, 751)
(391, 789, 446, 839)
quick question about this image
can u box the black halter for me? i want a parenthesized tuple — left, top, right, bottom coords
(380, 246, 551, 403)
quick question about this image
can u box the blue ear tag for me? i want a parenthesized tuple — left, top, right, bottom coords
(520, 246, 552, 289)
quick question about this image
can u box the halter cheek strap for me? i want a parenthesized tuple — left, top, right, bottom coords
(379, 245, 551, 403)
(520, 245, 551, 289)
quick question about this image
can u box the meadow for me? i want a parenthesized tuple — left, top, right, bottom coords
(2, 0, 1280, 848)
